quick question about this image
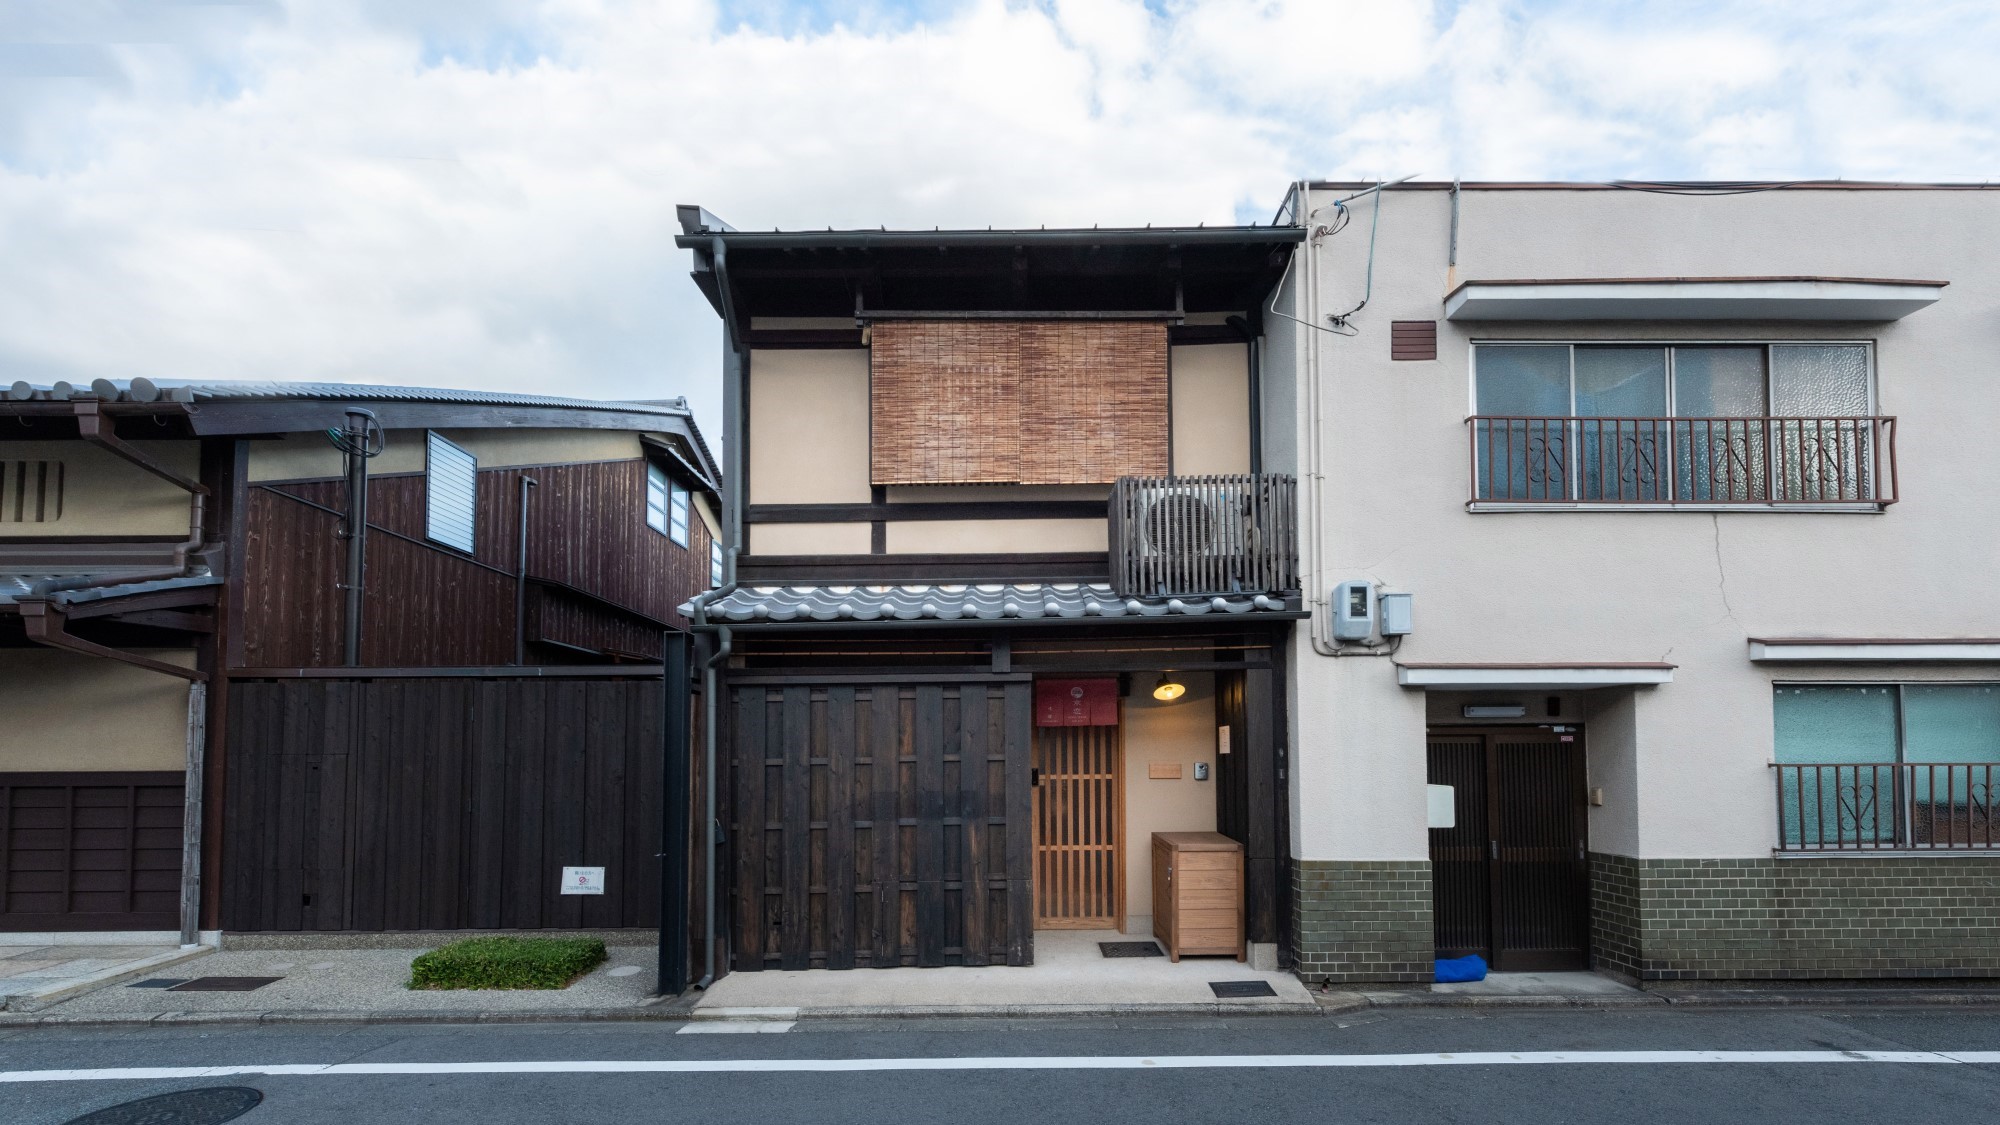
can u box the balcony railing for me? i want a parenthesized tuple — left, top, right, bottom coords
(1109, 474, 1298, 598)
(1773, 763, 2000, 851)
(1467, 416, 1898, 506)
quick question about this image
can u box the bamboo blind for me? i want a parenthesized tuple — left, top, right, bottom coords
(870, 320, 1170, 485)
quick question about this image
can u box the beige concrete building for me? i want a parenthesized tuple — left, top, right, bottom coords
(1267, 181, 2000, 981)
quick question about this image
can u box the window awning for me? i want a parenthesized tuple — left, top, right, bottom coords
(1444, 277, 1945, 322)
(1749, 638, 2000, 663)
(1395, 662, 1675, 690)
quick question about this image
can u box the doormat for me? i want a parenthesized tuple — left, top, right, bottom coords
(167, 976, 284, 992)
(1098, 942, 1164, 958)
(1209, 980, 1277, 998)
(125, 978, 191, 989)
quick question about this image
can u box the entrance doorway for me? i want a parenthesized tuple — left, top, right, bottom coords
(1032, 724, 1124, 930)
(1427, 726, 1589, 970)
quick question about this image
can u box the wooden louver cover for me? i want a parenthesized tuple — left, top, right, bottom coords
(870, 320, 1170, 485)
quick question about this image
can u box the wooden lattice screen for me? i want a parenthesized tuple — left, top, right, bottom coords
(869, 320, 1170, 485)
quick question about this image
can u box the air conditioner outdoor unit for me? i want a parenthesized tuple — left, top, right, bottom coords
(1132, 484, 1253, 560)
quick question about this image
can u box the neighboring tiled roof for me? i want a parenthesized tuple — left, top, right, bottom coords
(0, 573, 222, 608)
(4, 378, 690, 417)
(686, 583, 1297, 624)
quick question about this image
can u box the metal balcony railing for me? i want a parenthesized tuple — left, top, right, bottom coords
(1773, 763, 2000, 851)
(1467, 416, 1898, 506)
(1109, 474, 1298, 598)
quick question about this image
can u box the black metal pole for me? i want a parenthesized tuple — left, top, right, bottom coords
(657, 630, 692, 995)
(514, 476, 537, 665)
(340, 408, 375, 666)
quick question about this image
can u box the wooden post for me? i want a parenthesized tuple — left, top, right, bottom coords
(180, 680, 208, 947)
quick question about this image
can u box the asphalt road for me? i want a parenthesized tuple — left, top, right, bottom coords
(5, 1007, 2000, 1124)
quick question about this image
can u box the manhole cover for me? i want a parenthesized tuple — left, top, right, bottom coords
(1098, 942, 1164, 958)
(126, 979, 191, 989)
(168, 977, 283, 992)
(62, 1085, 262, 1125)
(1209, 980, 1277, 998)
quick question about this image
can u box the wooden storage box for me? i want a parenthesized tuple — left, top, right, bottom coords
(1150, 831, 1244, 962)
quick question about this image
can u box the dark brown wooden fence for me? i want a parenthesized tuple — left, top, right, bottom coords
(1, 772, 184, 932)
(222, 675, 666, 932)
(729, 679, 1033, 970)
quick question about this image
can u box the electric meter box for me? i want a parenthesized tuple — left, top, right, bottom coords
(1379, 592, 1414, 637)
(1332, 580, 1376, 641)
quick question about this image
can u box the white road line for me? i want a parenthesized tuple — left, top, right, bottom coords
(3, 1051, 1999, 1082)
(677, 1021, 798, 1034)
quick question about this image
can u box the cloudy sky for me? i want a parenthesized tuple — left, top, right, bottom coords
(3, 0, 1996, 437)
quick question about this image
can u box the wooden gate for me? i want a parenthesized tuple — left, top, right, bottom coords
(728, 680, 1033, 970)
(221, 674, 668, 932)
(1427, 727, 1589, 970)
(1032, 724, 1123, 929)
(0, 773, 184, 932)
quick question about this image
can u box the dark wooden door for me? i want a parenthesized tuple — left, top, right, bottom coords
(1427, 727, 1589, 971)
(728, 680, 1034, 971)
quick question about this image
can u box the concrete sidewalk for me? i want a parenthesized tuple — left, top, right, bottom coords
(4, 943, 682, 1027)
(0, 934, 218, 1013)
(695, 930, 1318, 1018)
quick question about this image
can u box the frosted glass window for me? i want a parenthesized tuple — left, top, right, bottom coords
(1574, 348, 1667, 416)
(1673, 347, 1766, 416)
(1475, 346, 1570, 415)
(646, 463, 672, 537)
(424, 432, 477, 553)
(1774, 685, 1898, 763)
(1770, 345, 1870, 416)
(1902, 684, 2000, 764)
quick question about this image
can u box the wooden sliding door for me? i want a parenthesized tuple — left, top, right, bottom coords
(1032, 723, 1124, 930)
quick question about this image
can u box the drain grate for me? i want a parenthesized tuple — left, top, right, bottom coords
(126, 978, 191, 989)
(1209, 980, 1277, 998)
(1098, 942, 1164, 959)
(167, 976, 283, 992)
(62, 1086, 263, 1125)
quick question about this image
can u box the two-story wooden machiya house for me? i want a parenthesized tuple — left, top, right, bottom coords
(1268, 180, 2000, 983)
(1, 381, 716, 984)
(674, 206, 1306, 975)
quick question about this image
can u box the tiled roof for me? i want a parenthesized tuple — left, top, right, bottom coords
(687, 583, 1297, 624)
(3, 378, 690, 417)
(0, 573, 222, 608)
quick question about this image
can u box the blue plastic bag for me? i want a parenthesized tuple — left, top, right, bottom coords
(1434, 954, 1488, 983)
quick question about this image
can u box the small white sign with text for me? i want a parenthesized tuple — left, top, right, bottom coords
(561, 866, 606, 895)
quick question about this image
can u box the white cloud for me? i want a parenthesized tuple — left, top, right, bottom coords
(0, 0, 1994, 440)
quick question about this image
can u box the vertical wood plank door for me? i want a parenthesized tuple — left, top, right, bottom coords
(1425, 727, 1589, 971)
(1031, 723, 1123, 930)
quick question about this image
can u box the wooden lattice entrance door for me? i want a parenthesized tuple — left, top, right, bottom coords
(1032, 723, 1124, 930)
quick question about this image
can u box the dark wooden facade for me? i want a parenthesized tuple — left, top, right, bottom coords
(729, 679, 1034, 970)
(717, 626, 1292, 971)
(0, 772, 185, 932)
(242, 457, 713, 667)
(221, 674, 669, 932)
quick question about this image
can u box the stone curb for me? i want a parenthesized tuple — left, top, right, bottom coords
(0, 996, 696, 1024)
(784, 1000, 1323, 1020)
(0, 946, 219, 1014)
(1321, 989, 2000, 1011)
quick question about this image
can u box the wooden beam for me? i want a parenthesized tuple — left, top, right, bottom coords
(17, 601, 207, 682)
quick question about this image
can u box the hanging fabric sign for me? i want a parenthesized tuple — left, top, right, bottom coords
(1035, 678, 1120, 726)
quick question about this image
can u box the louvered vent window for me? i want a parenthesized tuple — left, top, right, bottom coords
(1, 460, 63, 523)
(424, 432, 477, 552)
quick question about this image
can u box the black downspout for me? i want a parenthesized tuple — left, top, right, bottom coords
(339, 408, 377, 666)
(657, 630, 692, 995)
(513, 476, 537, 665)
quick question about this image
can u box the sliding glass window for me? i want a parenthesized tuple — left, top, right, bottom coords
(1471, 342, 1875, 504)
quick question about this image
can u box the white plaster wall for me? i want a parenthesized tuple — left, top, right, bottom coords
(247, 428, 645, 481)
(746, 348, 872, 504)
(1288, 185, 2000, 861)
(1119, 672, 1219, 933)
(1170, 344, 1251, 475)
(0, 649, 197, 772)
(0, 440, 196, 538)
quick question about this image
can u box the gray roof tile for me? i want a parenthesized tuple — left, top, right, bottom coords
(685, 583, 1295, 624)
